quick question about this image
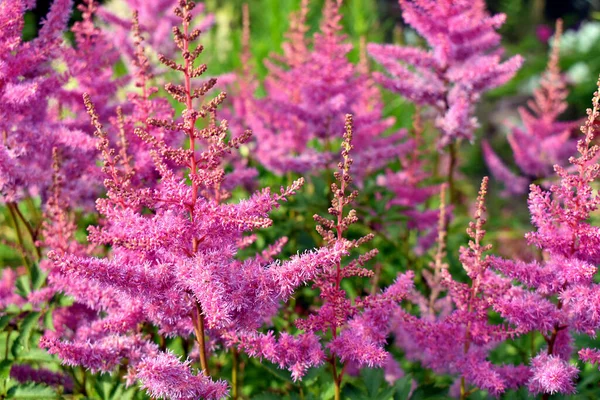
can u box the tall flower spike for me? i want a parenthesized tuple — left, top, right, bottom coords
(0, 0, 99, 206)
(242, 0, 407, 180)
(46, 1, 357, 398)
(394, 177, 531, 397)
(228, 115, 413, 398)
(368, 0, 523, 148)
(489, 76, 600, 398)
(219, 3, 259, 191)
(296, 115, 412, 397)
(110, 10, 175, 187)
(484, 19, 579, 195)
(98, 0, 214, 63)
(407, 184, 452, 318)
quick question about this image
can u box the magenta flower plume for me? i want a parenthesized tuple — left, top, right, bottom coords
(368, 0, 523, 148)
(98, 0, 214, 62)
(235, 115, 413, 394)
(0, 0, 99, 205)
(484, 20, 579, 195)
(394, 178, 531, 396)
(43, 1, 358, 397)
(240, 0, 406, 179)
(527, 353, 578, 395)
(9, 364, 73, 391)
(136, 352, 228, 400)
(488, 76, 600, 396)
(223, 115, 414, 398)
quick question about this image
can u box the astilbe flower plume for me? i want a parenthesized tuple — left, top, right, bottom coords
(42, 1, 356, 398)
(56, 0, 122, 134)
(9, 364, 73, 391)
(394, 178, 531, 398)
(215, 3, 258, 191)
(368, 0, 523, 148)
(0, 0, 98, 205)
(488, 76, 600, 398)
(242, 0, 406, 179)
(230, 115, 414, 398)
(98, 0, 214, 63)
(484, 20, 579, 195)
(110, 11, 177, 186)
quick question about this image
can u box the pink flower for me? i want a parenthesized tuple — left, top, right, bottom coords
(369, 0, 522, 148)
(528, 353, 578, 395)
(484, 20, 578, 195)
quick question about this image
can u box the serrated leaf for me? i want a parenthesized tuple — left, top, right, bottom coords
(341, 385, 366, 399)
(318, 381, 335, 399)
(108, 380, 125, 400)
(11, 312, 41, 358)
(378, 385, 397, 400)
(56, 294, 74, 307)
(6, 382, 58, 399)
(94, 372, 115, 400)
(4, 305, 21, 315)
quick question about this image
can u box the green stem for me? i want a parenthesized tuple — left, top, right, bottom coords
(447, 141, 458, 205)
(9, 202, 41, 260)
(6, 204, 30, 271)
(232, 348, 239, 400)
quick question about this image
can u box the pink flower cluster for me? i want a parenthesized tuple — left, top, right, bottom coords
(369, 0, 523, 148)
(484, 20, 580, 195)
(6, 0, 600, 399)
(237, 0, 406, 178)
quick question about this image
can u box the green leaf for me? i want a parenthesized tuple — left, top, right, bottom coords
(56, 294, 74, 308)
(378, 385, 397, 400)
(252, 359, 294, 384)
(0, 359, 13, 380)
(94, 372, 116, 400)
(3, 305, 21, 315)
(17, 348, 56, 363)
(30, 264, 47, 291)
(393, 375, 413, 400)
(0, 314, 12, 331)
(108, 380, 125, 400)
(341, 385, 367, 399)
(361, 368, 384, 398)
(11, 312, 41, 358)
(43, 310, 54, 331)
(251, 394, 281, 400)
(6, 382, 58, 399)
(15, 276, 31, 299)
(301, 365, 327, 385)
